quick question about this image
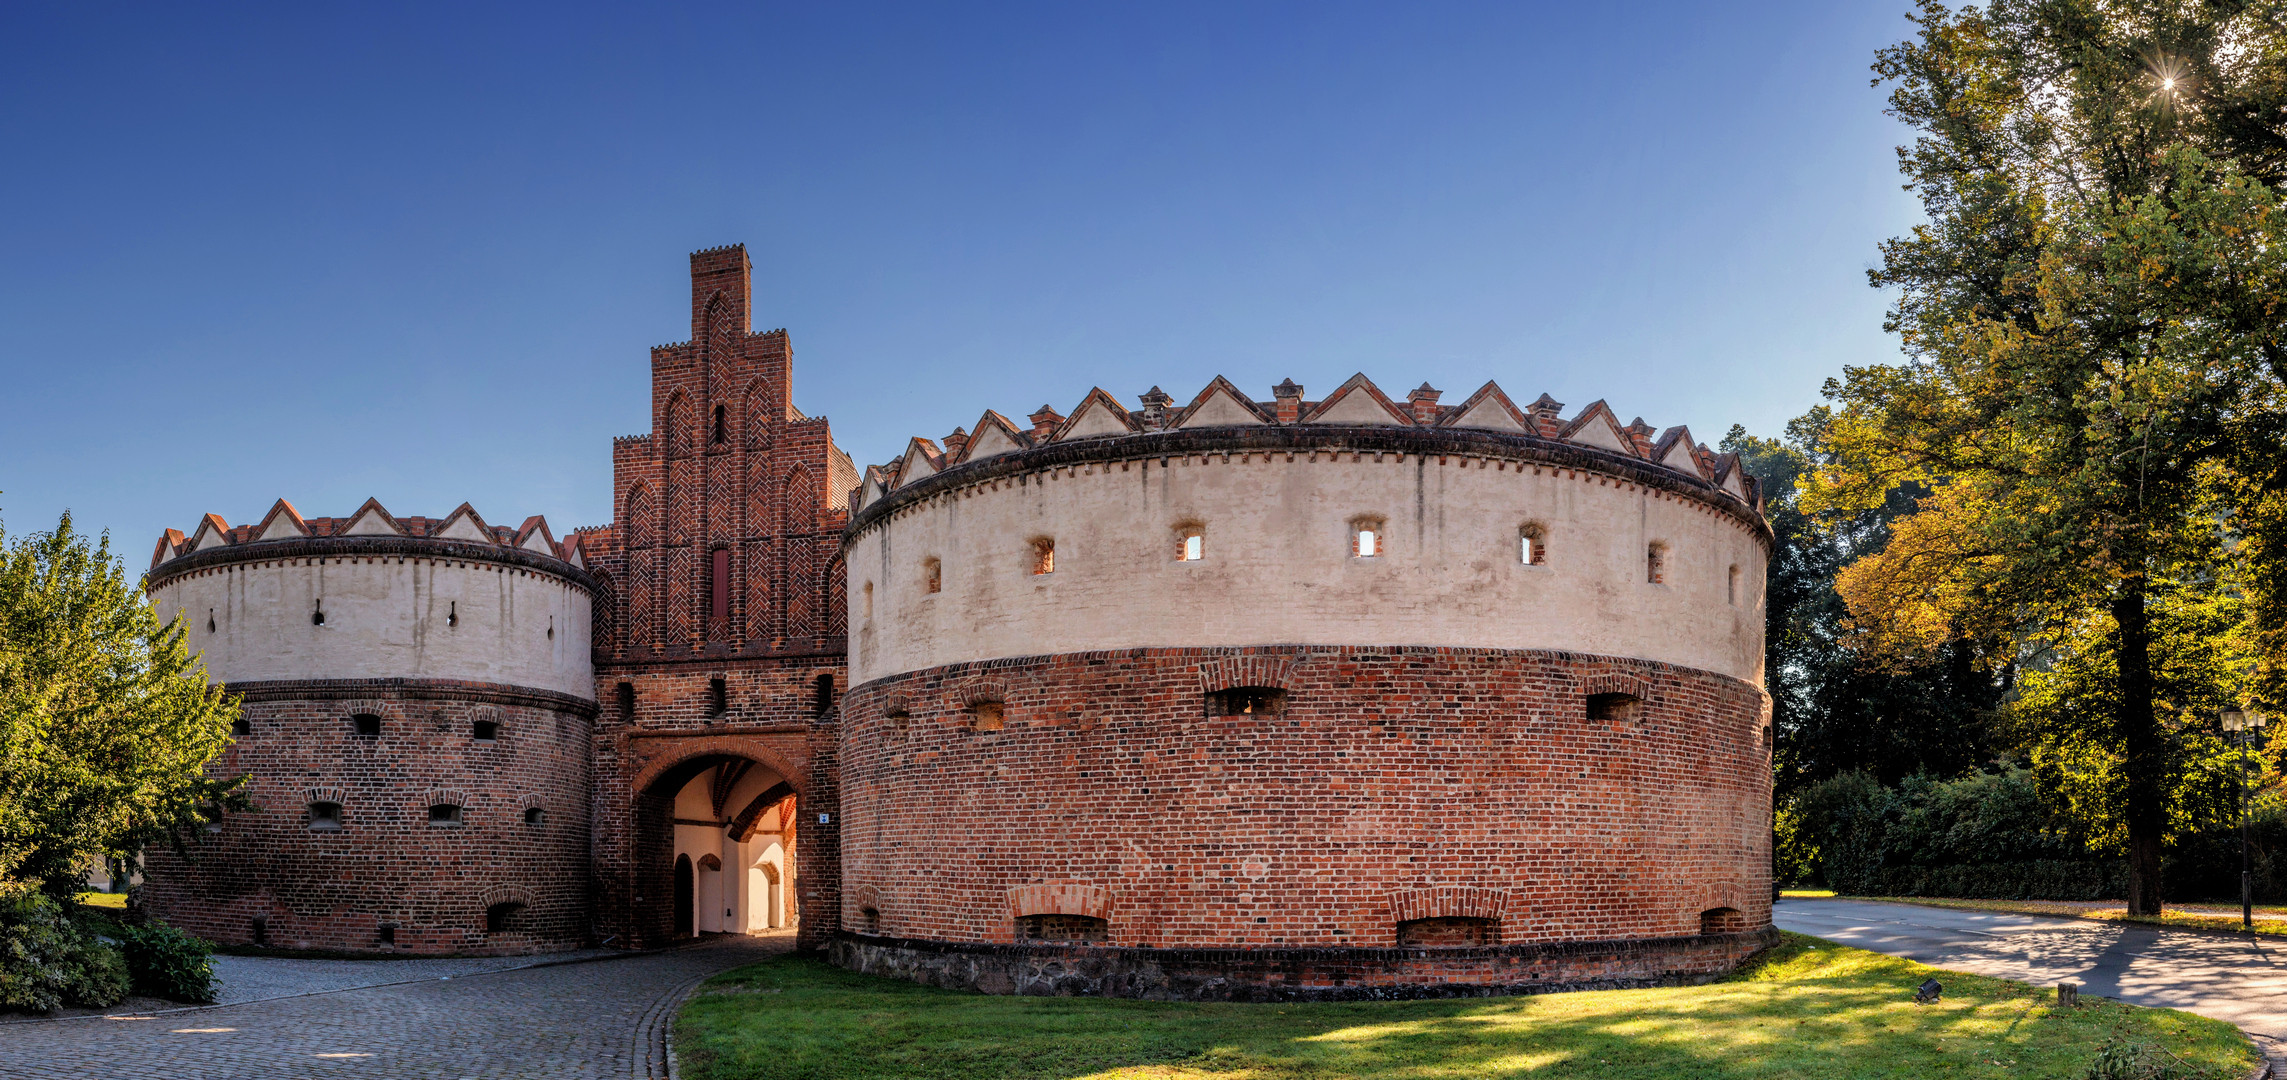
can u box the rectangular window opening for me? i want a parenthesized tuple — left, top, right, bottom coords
(472, 719, 498, 742)
(617, 682, 636, 720)
(709, 677, 728, 718)
(923, 558, 942, 594)
(969, 701, 1005, 731)
(1031, 538, 1056, 575)
(1210, 687, 1287, 716)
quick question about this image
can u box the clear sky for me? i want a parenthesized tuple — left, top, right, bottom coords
(0, 2, 1920, 557)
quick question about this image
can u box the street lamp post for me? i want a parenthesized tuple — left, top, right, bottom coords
(2222, 707, 2270, 931)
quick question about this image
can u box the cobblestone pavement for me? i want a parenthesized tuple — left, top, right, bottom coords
(206, 949, 623, 1006)
(0, 934, 788, 1080)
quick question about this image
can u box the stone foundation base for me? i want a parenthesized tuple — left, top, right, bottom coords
(829, 927, 1779, 1001)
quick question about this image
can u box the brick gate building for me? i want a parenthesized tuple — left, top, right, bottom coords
(144, 243, 1775, 996)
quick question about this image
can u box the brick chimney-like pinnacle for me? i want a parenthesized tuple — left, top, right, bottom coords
(1272, 379, 1304, 424)
(1028, 406, 1064, 441)
(1138, 386, 1175, 431)
(1407, 383, 1443, 425)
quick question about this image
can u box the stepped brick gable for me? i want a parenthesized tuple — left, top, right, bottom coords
(141, 243, 1771, 1000)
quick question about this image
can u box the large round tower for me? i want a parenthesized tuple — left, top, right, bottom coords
(141, 499, 597, 955)
(834, 376, 1774, 998)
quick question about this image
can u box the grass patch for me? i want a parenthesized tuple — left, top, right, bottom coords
(675, 933, 2258, 1079)
(1855, 896, 2287, 937)
(1779, 889, 1836, 899)
(75, 891, 126, 910)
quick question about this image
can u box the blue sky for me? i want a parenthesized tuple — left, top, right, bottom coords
(0, 2, 1918, 556)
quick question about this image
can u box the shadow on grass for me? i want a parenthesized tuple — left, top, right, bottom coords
(674, 933, 2255, 1080)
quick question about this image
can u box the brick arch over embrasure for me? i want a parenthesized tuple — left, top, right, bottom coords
(835, 644, 1772, 994)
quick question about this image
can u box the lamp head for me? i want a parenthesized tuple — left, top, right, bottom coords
(2223, 708, 2246, 732)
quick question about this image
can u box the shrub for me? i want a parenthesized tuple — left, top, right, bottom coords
(117, 918, 216, 1003)
(0, 893, 128, 1012)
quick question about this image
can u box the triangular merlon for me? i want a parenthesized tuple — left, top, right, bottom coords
(1172, 376, 1274, 428)
(1051, 387, 1138, 441)
(1557, 400, 1638, 456)
(191, 514, 233, 551)
(957, 410, 1032, 463)
(1438, 381, 1531, 433)
(340, 497, 404, 537)
(254, 499, 309, 542)
(433, 502, 498, 543)
(1652, 427, 1711, 479)
(151, 529, 187, 568)
(1301, 373, 1414, 426)
(514, 515, 558, 556)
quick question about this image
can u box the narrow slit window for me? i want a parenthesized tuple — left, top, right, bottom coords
(813, 673, 835, 716)
(923, 558, 942, 594)
(311, 600, 325, 626)
(709, 677, 728, 717)
(711, 549, 731, 621)
(1646, 543, 1666, 585)
(1031, 538, 1055, 575)
(207, 609, 216, 633)
(710, 404, 727, 445)
(616, 681, 636, 720)
(447, 601, 458, 628)
(1728, 564, 1740, 605)
(1520, 524, 1547, 565)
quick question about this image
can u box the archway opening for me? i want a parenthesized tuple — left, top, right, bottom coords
(633, 753, 799, 945)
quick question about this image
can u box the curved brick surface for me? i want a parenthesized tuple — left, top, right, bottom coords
(142, 682, 595, 955)
(837, 645, 1771, 991)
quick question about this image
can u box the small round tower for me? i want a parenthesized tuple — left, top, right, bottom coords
(835, 375, 1774, 998)
(141, 498, 597, 955)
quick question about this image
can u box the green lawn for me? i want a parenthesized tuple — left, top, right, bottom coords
(75, 891, 127, 909)
(675, 933, 2258, 1079)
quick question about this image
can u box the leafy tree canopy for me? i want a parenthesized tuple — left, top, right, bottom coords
(0, 512, 244, 900)
(1809, 0, 2287, 911)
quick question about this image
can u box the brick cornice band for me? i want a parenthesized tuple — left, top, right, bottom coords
(146, 534, 600, 595)
(844, 424, 1774, 550)
(223, 677, 600, 718)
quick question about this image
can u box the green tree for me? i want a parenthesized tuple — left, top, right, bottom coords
(0, 512, 245, 900)
(1812, 1, 2287, 913)
(1727, 415, 2004, 801)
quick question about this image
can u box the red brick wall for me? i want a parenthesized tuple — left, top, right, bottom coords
(141, 680, 595, 955)
(580, 244, 850, 950)
(838, 646, 1770, 955)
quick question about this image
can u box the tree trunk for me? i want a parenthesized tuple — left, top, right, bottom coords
(2116, 582, 2166, 916)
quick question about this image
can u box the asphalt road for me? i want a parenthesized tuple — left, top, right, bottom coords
(1777, 897, 2287, 1062)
